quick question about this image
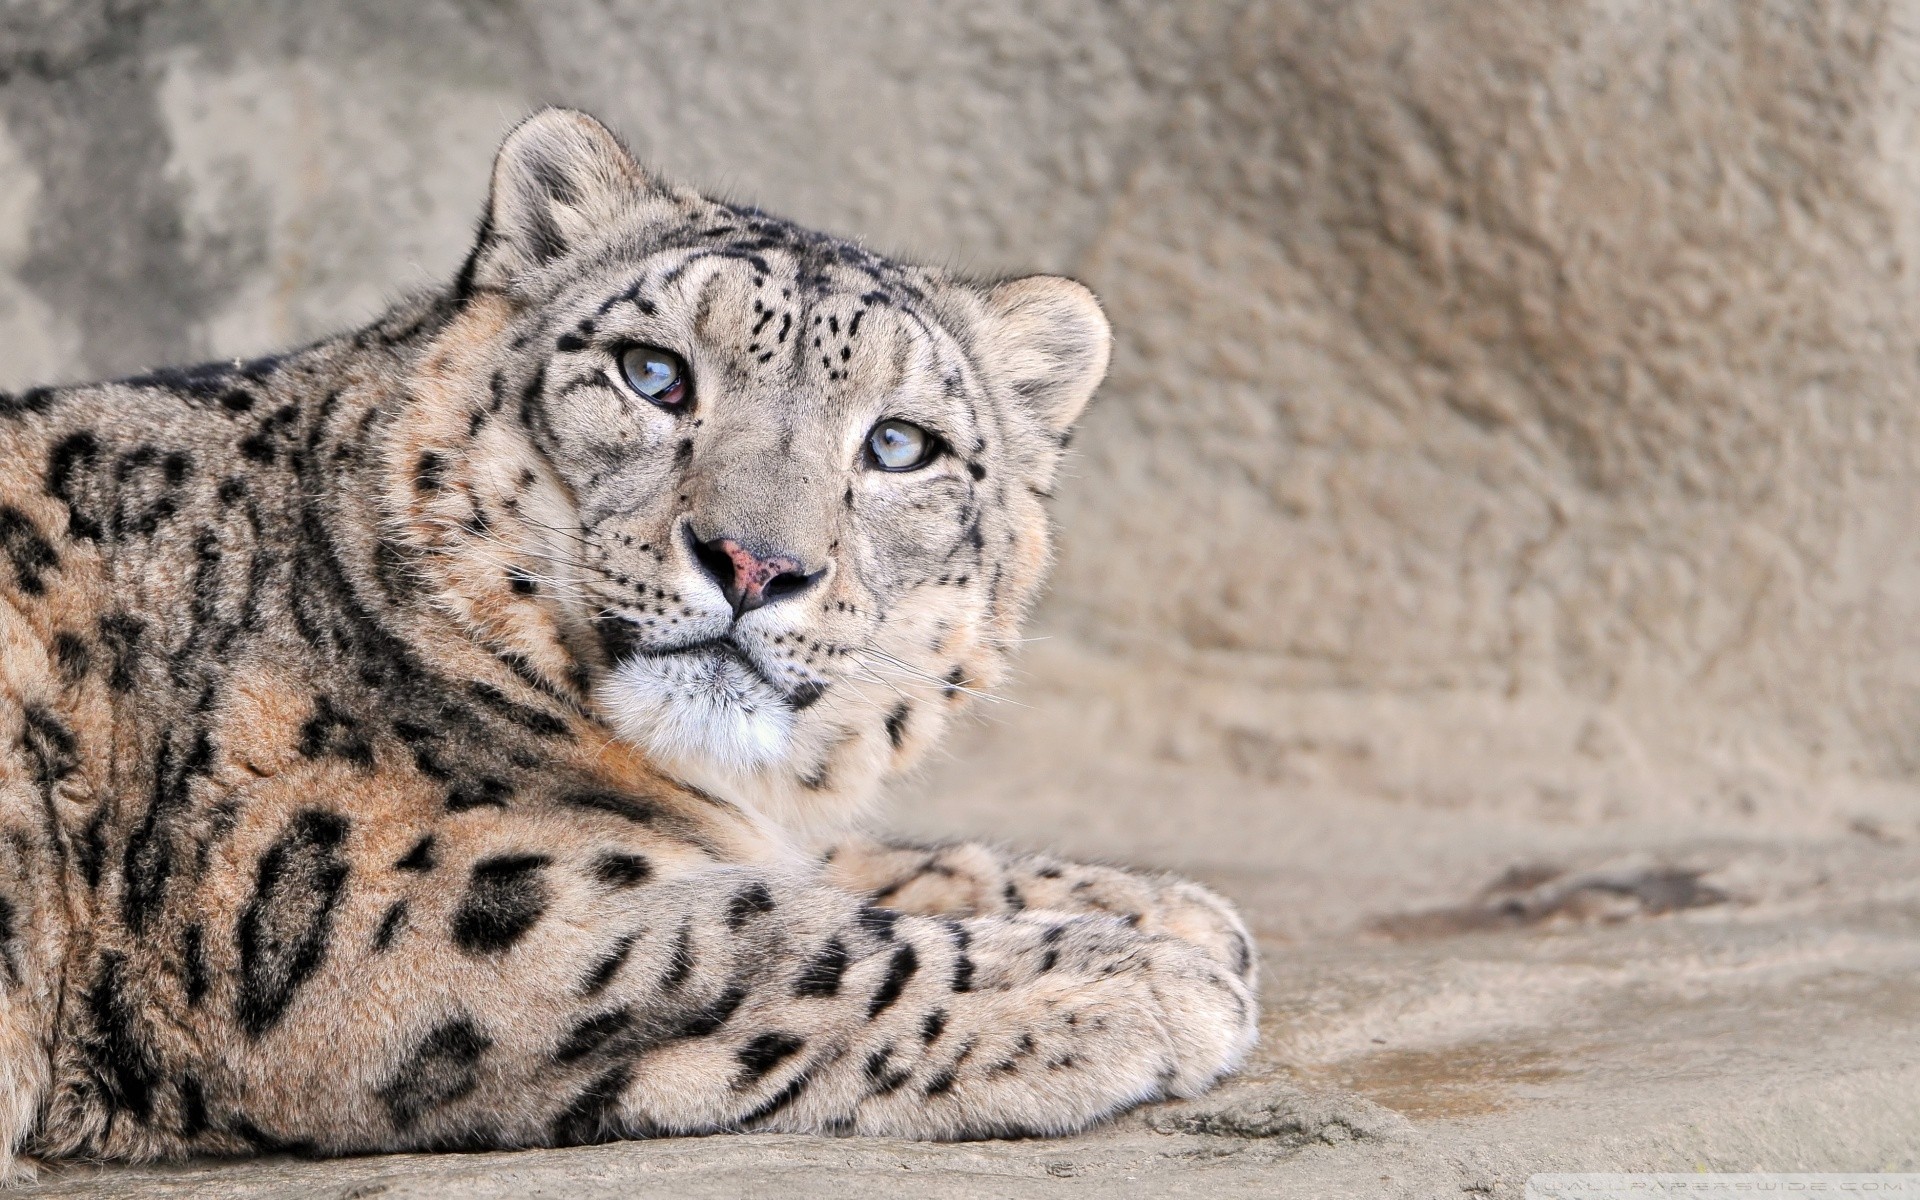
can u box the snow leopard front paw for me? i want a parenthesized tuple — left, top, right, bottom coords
(1128, 925, 1262, 1097)
(822, 838, 1260, 988)
(1033, 864, 1259, 989)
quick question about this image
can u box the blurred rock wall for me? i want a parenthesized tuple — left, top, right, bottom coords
(4, 0, 1917, 816)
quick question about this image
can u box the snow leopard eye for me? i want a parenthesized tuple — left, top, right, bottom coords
(619, 345, 690, 409)
(866, 419, 936, 471)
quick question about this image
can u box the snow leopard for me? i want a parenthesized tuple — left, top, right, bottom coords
(0, 108, 1256, 1170)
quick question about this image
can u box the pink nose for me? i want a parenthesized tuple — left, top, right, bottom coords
(690, 534, 821, 616)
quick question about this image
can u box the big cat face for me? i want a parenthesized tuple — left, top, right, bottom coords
(393, 110, 1109, 829)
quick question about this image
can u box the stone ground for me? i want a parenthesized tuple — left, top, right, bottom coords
(16, 655, 1919, 1199)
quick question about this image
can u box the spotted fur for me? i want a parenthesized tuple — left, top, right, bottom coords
(0, 110, 1255, 1173)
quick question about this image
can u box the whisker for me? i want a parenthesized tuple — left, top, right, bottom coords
(845, 666, 915, 704)
(514, 512, 600, 550)
(855, 648, 1017, 706)
(850, 656, 1025, 709)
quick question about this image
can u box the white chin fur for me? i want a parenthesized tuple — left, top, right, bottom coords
(597, 650, 796, 774)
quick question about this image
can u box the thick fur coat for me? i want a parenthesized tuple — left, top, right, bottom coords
(0, 109, 1255, 1171)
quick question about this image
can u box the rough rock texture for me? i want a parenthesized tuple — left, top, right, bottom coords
(3, 1, 1918, 1195)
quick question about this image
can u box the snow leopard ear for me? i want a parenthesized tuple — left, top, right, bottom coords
(976, 276, 1112, 433)
(457, 108, 653, 296)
